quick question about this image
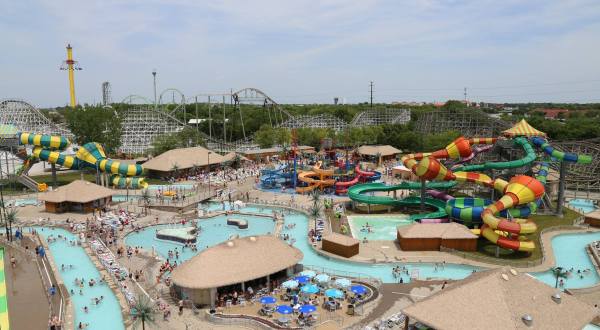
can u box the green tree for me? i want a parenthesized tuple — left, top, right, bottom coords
(151, 127, 206, 156)
(551, 266, 568, 289)
(64, 106, 122, 154)
(254, 125, 276, 148)
(131, 295, 157, 330)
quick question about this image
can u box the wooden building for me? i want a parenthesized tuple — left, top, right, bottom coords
(321, 233, 360, 258)
(38, 180, 114, 213)
(143, 146, 225, 179)
(397, 223, 477, 252)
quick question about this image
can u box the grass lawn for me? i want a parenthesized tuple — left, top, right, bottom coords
(463, 208, 582, 264)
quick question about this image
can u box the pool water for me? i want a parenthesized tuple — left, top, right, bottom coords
(128, 203, 480, 283)
(127, 202, 600, 288)
(531, 231, 600, 289)
(9, 198, 39, 207)
(347, 215, 413, 240)
(569, 199, 598, 214)
(112, 195, 140, 202)
(33, 227, 124, 330)
(126, 214, 277, 262)
(147, 184, 195, 191)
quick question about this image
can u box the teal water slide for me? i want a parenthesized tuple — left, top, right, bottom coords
(347, 182, 454, 220)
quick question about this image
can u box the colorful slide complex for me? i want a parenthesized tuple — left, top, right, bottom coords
(19, 132, 147, 189)
(334, 165, 379, 194)
(347, 181, 454, 220)
(296, 162, 336, 193)
(259, 164, 291, 188)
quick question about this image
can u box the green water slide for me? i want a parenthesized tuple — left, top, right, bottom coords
(348, 182, 453, 220)
(454, 137, 536, 172)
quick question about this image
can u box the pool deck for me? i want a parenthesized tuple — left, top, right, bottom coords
(7, 175, 600, 329)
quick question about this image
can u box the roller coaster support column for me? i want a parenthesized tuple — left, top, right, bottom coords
(557, 161, 567, 217)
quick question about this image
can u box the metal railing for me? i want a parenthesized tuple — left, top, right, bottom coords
(300, 264, 381, 287)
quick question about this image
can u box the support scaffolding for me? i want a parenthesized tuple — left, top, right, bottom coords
(415, 108, 510, 137)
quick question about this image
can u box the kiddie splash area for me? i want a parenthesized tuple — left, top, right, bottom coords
(348, 120, 592, 257)
(17, 132, 148, 191)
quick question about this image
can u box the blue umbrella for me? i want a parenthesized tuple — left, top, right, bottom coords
(299, 304, 317, 314)
(260, 296, 277, 304)
(300, 284, 319, 294)
(325, 288, 344, 299)
(335, 278, 351, 288)
(282, 280, 299, 289)
(315, 274, 330, 283)
(295, 275, 310, 284)
(300, 270, 316, 278)
(276, 305, 293, 315)
(350, 285, 367, 295)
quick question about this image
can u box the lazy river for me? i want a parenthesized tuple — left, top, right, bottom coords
(125, 203, 599, 288)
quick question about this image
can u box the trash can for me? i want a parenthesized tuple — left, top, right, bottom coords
(347, 304, 354, 315)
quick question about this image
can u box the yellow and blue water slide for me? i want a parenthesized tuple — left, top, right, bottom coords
(18, 133, 147, 189)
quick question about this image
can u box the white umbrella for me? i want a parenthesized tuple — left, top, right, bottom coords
(282, 280, 299, 289)
(334, 278, 351, 288)
(315, 274, 330, 283)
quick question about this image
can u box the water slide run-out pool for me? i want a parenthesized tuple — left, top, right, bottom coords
(34, 227, 124, 330)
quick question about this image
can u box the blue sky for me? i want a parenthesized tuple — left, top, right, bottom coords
(1, 0, 600, 106)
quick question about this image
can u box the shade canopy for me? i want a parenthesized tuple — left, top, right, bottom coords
(325, 288, 344, 299)
(350, 285, 367, 295)
(503, 119, 546, 137)
(299, 305, 317, 314)
(276, 305, 293, 315)
(282, 280, 299, 289)
(300, 284, 319, 294)
(260, 296, 276, 304)
(295, 275, 310, 284)
(335, 278, 351, 288)
(315, 274, 330, 283)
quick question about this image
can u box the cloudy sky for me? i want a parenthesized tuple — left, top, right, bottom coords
(2, 0, 600, 106)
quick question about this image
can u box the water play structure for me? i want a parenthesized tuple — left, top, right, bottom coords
(295, 161, 336, 193)
(348, 120, 592, 253)
(18, 132, 147, 190)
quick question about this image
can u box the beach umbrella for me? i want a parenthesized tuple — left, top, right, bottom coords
(315, 274, 330, 283)
(335, 278, 351, 288)
(300, 270, 316, 278)
(282, 280, 299, 289)
(295, 275, 310, 284)
(299, 304, 317, 314)
(325, 288, 344, 299)
(276, 305, 293, 315)
(260, 296, 277, 304)
(350, 285, 367, 295)
(300, 284, 319, 294)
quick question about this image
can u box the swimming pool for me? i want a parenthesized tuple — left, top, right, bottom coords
(347, 215, 413, 240)
(147, 183, 195, 191)
(127, 203, 600, 288)
(128, 204, 480, 283)
(34, 227, 125, 330)
(569, 199, 598, 214)
(126, 214, 277, 262)
(8, 198, 40, 207)
(531, 231, 600, 289)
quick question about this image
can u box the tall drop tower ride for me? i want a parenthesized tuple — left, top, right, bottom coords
(60, 44, 82, 108)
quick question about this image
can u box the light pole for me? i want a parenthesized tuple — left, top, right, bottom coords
(152, 69, 157, 108)
(207, 151, 212, 197)
(0, 183, 7, 241)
